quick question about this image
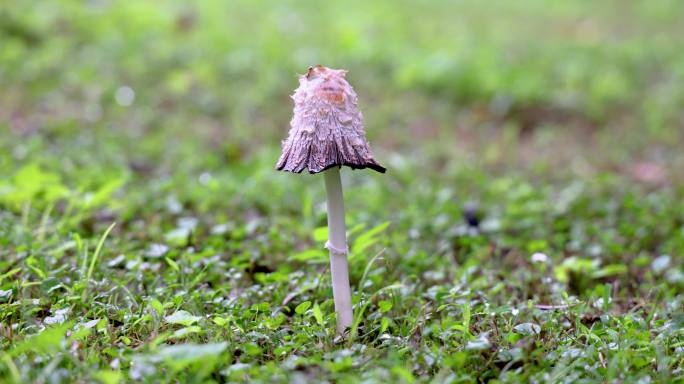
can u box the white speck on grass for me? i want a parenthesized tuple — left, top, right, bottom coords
(44, 308, 70, 325)
(145, 244, 169, 258)
(222, 363, 252, 374)
(107, 254, 126, 267)
(480, 218, 501, 232)
(531, 252, 548, 263)
(166, 196, 183, 214)
(76, 319, 101, 330)
(125, 258, 141, 270)
(115, 86, 135, 106)
(211, 223, 230, 235)
(513, 323, 541, 335)
(652, 255, 670, 274)
(177, 217, 198, 230)
(561, 348, 584, 359)
(199, 172, 213, 185)
(110, 358, 120, 370)
(593, 297, 612, 308)
(466, 332, 492, 351)
(588, 244, 603, 257)
(666, 269, 684, 283)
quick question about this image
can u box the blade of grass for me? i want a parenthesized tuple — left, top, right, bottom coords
(1, 353, 21, 384)
(35, 202, 54, 243)
(20, 201, 31, 228)
(357, 248, 386, 294)
(83, 222, 116, 300)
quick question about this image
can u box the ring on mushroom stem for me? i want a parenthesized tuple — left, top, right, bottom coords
(276, 65, 385, 335)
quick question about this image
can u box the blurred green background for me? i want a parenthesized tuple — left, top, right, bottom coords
(2, 0, 684, 382)
(3, 0, 684, 173)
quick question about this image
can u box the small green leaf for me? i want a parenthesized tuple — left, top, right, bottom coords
(352, 221, 390, 255)
(93, 370, 122, 384)
(289, 249, 326, 262)
(150, 299, 164, 316)
(312, 303, 323, 325)
(250, 302, 270, 312)
(391, 366, 415, 383)
(26, 256, 47, 279)
(592, 264, 627, 278)
(243, 343, 262, 356)
(164, 228, 191, 247)
(164, 310, 201, 326)
(462, 303, 471, 332)
(378, 300, 393, 313)
(295, 301, 311, 315)
(84, 177, 126, 209)
(213, 317, 230, 326)
(172, 325, 202, 339)
(68, 326, 92, 341)
(165, 257, 180, 271)
(0, 268, 21, 283)
(380, 317, 390, 333)
(155, 342, 228, 361)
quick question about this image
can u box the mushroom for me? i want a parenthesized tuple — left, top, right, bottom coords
(277, 65, 385, 334)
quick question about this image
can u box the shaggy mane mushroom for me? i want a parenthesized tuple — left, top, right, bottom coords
(276, 65, 385, 334)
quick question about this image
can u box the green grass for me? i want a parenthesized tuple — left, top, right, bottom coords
(1, 0, 684, 382)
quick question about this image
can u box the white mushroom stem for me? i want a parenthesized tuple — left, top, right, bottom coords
(324, 166, 353, 334)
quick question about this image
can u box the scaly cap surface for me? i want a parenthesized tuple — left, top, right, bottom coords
(276, 65, 386, 174)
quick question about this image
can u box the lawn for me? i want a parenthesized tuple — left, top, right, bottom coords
(1, 0, 684, 382)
